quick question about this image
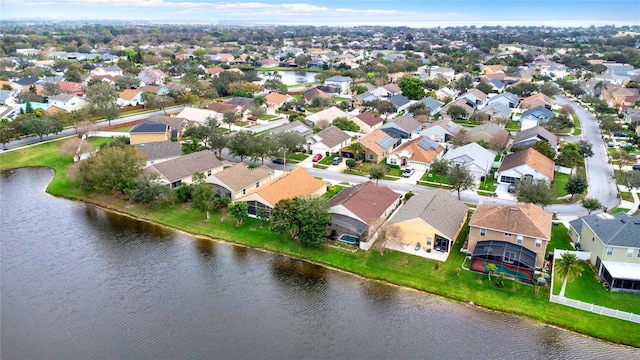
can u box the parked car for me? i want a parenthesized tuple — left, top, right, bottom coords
(331, 157, 343, 165)
(607, 141, 615, 147)
(613, 132, 627, 137)
(401, 168, 415, 178)
(507, 183, 516, 193)
(312, 154, 323, 162)
(272, 158, 286, 164)
(633, 164, 640, 171)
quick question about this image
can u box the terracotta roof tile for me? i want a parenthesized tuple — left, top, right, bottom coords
(498, 148, 555, 180)
(469, 203, 552, 240)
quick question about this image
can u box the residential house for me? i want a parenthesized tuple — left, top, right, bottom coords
(417, 97, 444, 116)
(0, 90, 17, 105)
(138, 69, 167, 86)
(568, 213, 640, 293)
(520, 93, 554, 110)
(207, 67, 225, 77)
(90, 66, 123, 77)
(420, 119, 463, 143)
(129, 120, 171, 145)
(382, 83, 402, 96)
(387, 136, 444, 170)
(496, 147, 554, 185)
(343, 129, 401, 162)
(435, 87, 456, 101)
(443, 142, 495, 180)
(134, 141, 183, 167)
(323, 75, 353, 94)
(466, 122, 509, 145)
(380, 114, 422, 139)
(459, 89, 488, 107)
(46, 93, 90, 112)
(351, 91, 378, 108)
(390, 189, 468, 256)
(512, 126, 558, 152)
(487, 92, 519, 109)
(58, 81, 85, 95)
(117, 89, 144, 107)
(225, 97, 256, 113)
(519, 106, 556, 130)
(138, 85, 170, 96)
(144, 150, 223, 188)
(476, 102, 512, 123)
(440, 98, 476, 120)
(268, 120, 313, 138)
(388, 94, 412, 114)
(429, 66, 455, 79)
(481, 64, 504, 75)
(234, 168, 326, 217)
(264, 92, 294, 111)
(467, 203, 552, 283)
(210, 163, 275, 200)
(305, 106, 350, 129)
(352, 112, 383, 133)
(303, 88, 331, 104)
(328, 181, 401, 241)
(206, 101, 242, 116)
(176, 107, 220, 124)
(308, 126, 351, 156)
(148, 115, 193, 141)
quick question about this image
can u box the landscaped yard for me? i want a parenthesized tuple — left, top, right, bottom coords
(553, 172, 570, 197)
(478, 175, 497, 192)
(322, 185, 345, 200)
(571, 113, 581, 135)
(548, 223, 574, 252)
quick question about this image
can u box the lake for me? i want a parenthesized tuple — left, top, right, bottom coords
(1, 167, 637, 359)
(261, 70, 318, 85)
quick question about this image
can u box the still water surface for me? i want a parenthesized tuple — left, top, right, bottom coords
(1, 168, 638, 359)
(262, 71, 318, 85)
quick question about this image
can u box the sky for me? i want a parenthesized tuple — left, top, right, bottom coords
(2, 0, 639, 27)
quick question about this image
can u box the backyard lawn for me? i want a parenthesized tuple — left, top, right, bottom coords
(553, 172, 570, 197)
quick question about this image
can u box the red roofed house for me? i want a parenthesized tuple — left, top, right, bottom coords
(352, 112, 384, 133)
(496, 147, 554, 185)
(117, 89, 144, 106)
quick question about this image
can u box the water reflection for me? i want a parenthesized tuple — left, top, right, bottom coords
(270, 255, 327, 291)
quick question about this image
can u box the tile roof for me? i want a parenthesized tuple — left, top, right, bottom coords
(391, 189, 468, 241)
(329, 181, 400, 226)
(498, 147, 555, 180)
(247, 168, 326, 207)
(306, 106, 349, 124)
(303, 88, 331, 103)
(357, 129, 390, 155)
(391, 136, 444, 163)
(467, 122, 509, 139)
(212, 163, 274, 192)
(145, 150, 222, 183)
(469, 203, 552, 240)
(148, 115, 190, 131)
(58, 81, 84, 93)
(119, 89, 142, 100)
(384, 114, 422, 134)
(47, 93, 77, 102)
(265, 92, 292, 106)
(206, 102, 238, 113)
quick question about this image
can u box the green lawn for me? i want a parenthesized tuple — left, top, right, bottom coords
(553, 172, 570, 197)
(322, 185, 345, 200)
(571, 113, 582, 136)
(478, 176, 497, 192)
(548, 223, 574, 251)
(610, 207, 630, 214)
(621, 192, 633, 201)
(421, 171, 452, 185)
(552, 262, 639, 314)
(3, 139, 640, 347)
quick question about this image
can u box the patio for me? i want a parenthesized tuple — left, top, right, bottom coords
(384, 241, 451, 262)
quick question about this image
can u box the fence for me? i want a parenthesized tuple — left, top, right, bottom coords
(549, 295, 640, 323)
(550, 249, 640, 324)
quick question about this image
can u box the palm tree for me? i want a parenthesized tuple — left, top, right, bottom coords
(485, 263, 497, 281)
(368, 163, 389, 185)
(554, 252, 583, 298)
(347, 142, 364, 161)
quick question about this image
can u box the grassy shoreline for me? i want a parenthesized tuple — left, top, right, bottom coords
(1, 139, 639, 347)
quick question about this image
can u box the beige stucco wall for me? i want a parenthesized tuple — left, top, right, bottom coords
(130, 132, 169, 145)
(395, 216, 466, 251)
(580, 224, 640, 265)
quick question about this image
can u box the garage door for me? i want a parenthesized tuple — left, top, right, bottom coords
(500, 175, 517, 184)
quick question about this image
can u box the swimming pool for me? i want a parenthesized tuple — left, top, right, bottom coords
(338, 234, 359, 245)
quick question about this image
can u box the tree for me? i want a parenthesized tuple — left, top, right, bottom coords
(60, 137, 92, 160)
(128, 175, 172, 208)
(228, 202, 249, 225)
(430, 157, 450, 186)
(448, 164, 475, 200)
(599, 117, 623, 136)
(271, 196, 331, 247)
(475, 82, 493, 95)
(450, 129, 470, 147)
(555, 148, 582, 173)
(454, 75, 473, 91)
(16, 116, 63, 141)
(43, 82, 62, 96)
(345, 159, 357, 172)
(363, 99, 396, 118)
(144, 93, 175, 114)
(273, 131, 305, 156)
(554, 252, 583, 298)
(373, 223, 403, 256)
(486, 263, 498, 281)
(582, 198, 602, 215)
(612, 150, 636, 171)
(227, 131, 255, 162)
(191, 181, 216, 220)
(347, 142, 364, 161)
(78, 145, 146, 194)
(115, 74, 140, 90)
(565, 176, 587, 200)
(368, 163, 389, 185)
(576, 140, 594, 158)
(86, 82, 119, 126)
(488, 132, 510, 153)
(222, 111, 239, 130)
(531, 141, 555, 160)
(542, 115, 571, 136)
(618, 171, 640, 191)
(0, 119, 17, 150)
(446, 105, 468, 120)
(397, 76, 425, 100)
(333, 117, 360, 132)
(514, 178, 555, 207)
(407, 102, 431, 117)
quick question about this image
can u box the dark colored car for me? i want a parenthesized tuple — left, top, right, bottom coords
(272, 158, 286, 164)
(508, 183, 516, 193)
(633, 164, 640, 171)
(613, 132, 627, 137)
(331, 157, 343, 165)
(401, 168, 415, 178)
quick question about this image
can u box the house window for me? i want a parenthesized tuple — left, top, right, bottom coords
(637, 250, 640, 258)
(535, 239, 542, 248)
(256, 181, 260, 188)
(368, 154, 375, 161)
(389, 158, 397, 165)
(504, 250, 517, 263)
(627, 248, 633, 258)
(504, 232, 512, 237)
(242, 189, 246, 195)
(207, 170, 212, 176)
(480, 228, 486, 237)
(606, 247, 613, 256)
(427, 237, 432, 246)
(516, 235, 523, 244)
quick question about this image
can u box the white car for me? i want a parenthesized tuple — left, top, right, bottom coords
(402, 168, 415, 178)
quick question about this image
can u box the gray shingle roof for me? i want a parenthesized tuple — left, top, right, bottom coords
(130, 120, 169, 134)
(388, 94, 410, 107)
(212, 164, 274, 192)
(391, 189, 468, 241)
(145, 150, 222, 183)
(582, 213, 640, 247)
(134, 141, 183, 162)
(314, 126, 350, 148)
